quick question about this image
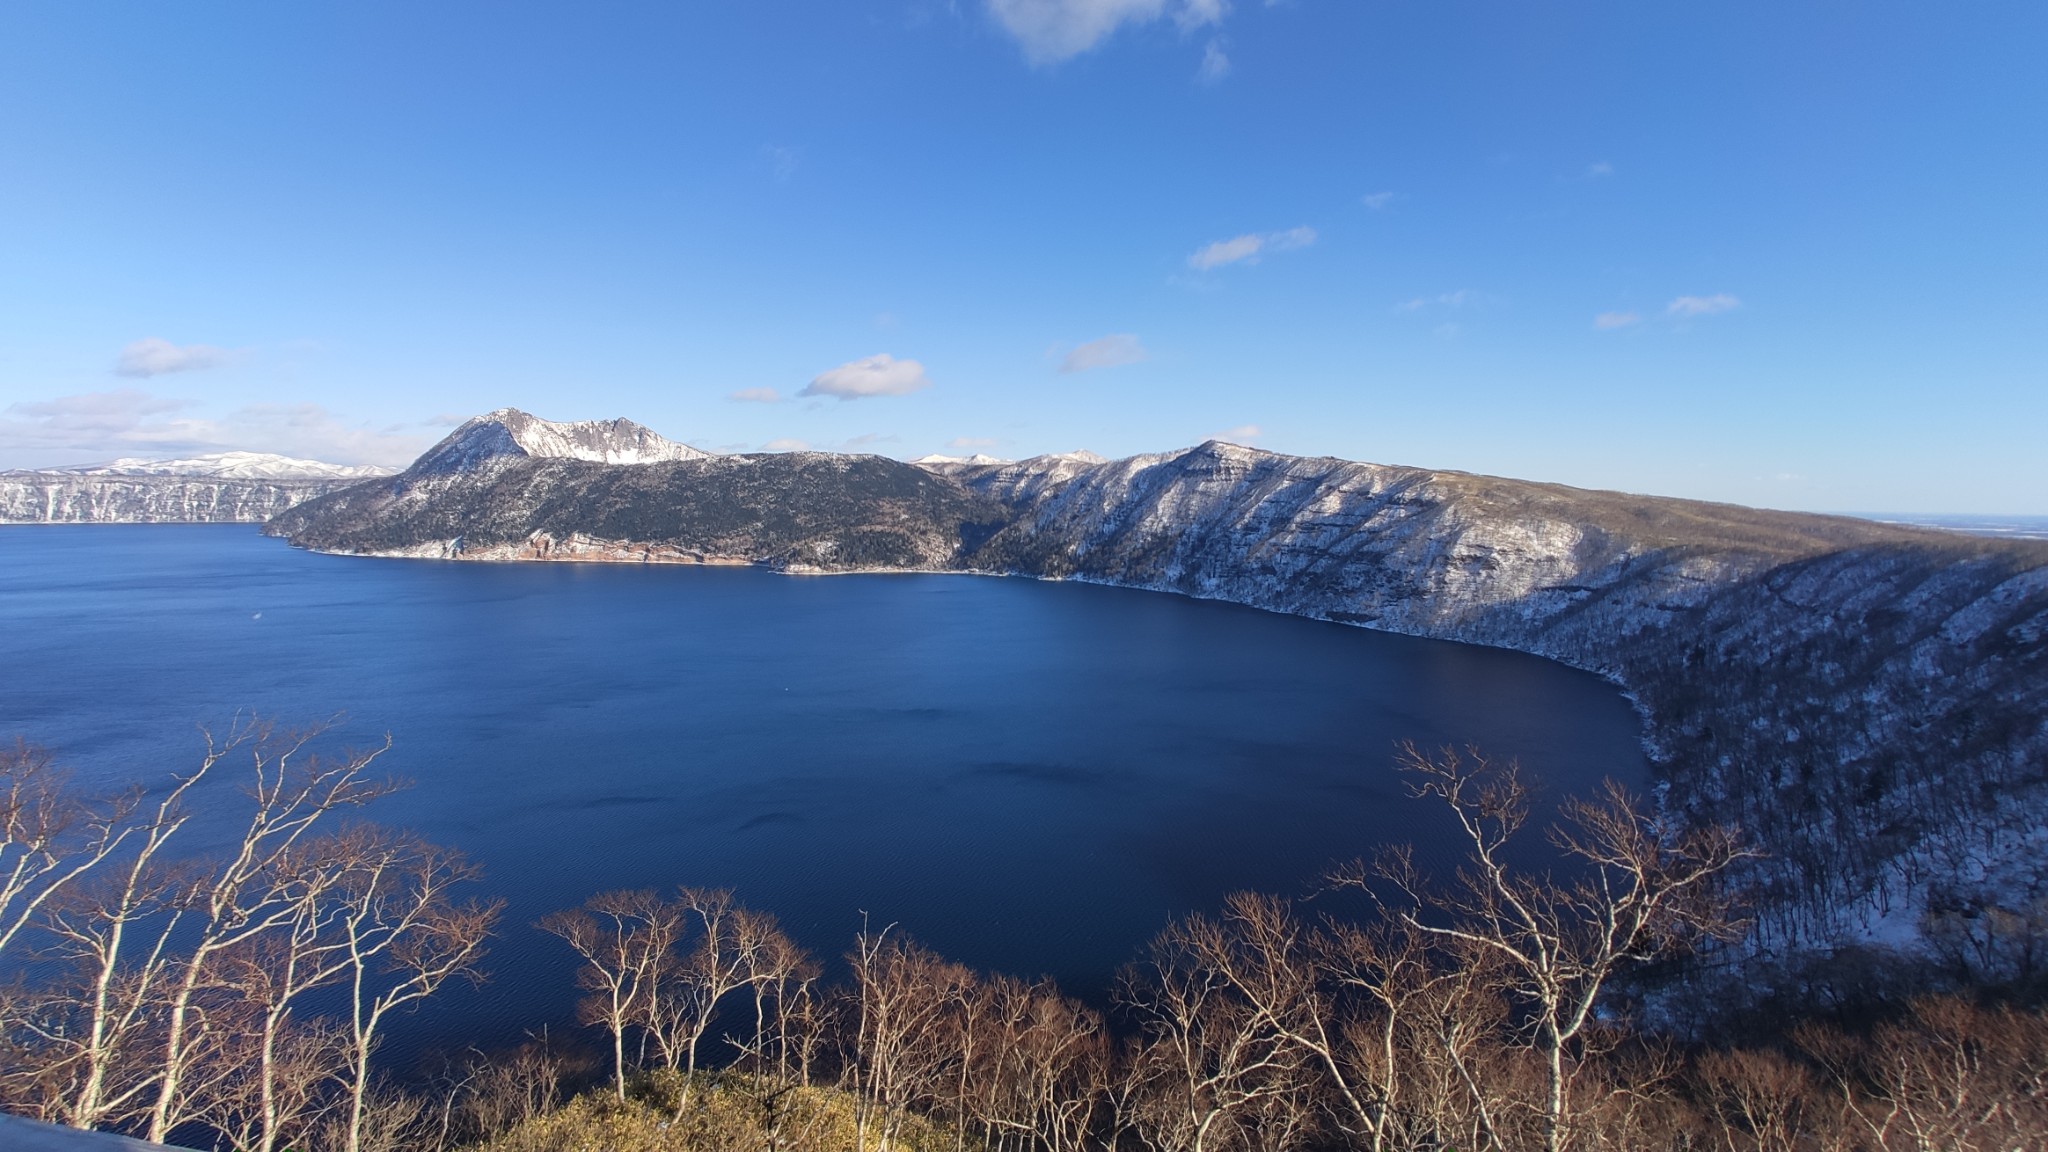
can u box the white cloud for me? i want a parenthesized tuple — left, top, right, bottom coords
(1060, 333, 1149, 373)
(227, 402, 431, 469)
(0, 389, 427, 469)
(115, 338, 232, 378)
(1667, 293, 1742, 317)
(1586, 160, 1614, 178)
(948, 436, 1000, 450)
(1176, 0, 1227, 30)
(728, 387, 783, 403)
(1361, 191, 1396, 210)
(1196, 38, 1230, 82)
(1398, 289, 1476, 312)
(761, 438, 810, 452)
(762, 144, 799, 182)
(1593, 311, 1641, 330)
(987, 0, 1228, 65)
(799, 353, 932, 400)
(1186, 225, 1315, 271)
(1210, 423, 1261, 444)
(844, 432, 901, 448)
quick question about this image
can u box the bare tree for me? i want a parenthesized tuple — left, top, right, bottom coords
(844, 921, 971, 1152)
(0, 742, 137, 962)
(1798, 995, 2048, 1152)
(651, 887, 758, 1096)
(144, 719, 398, 1143)
(195, 1011, 348, 1152)
(1694, 1046, 1820, 1152)
(24, 734, 234, 1131)
(536, 888, 675, 1100)
(1117, 912, 1310, 1152)
(1342, 744, 1753, 1152)
(332, 828, 499, 1152)
(730, 908, 816, 1087)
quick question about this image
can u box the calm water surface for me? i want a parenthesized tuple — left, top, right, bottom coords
(0, 525, 1648, 1057)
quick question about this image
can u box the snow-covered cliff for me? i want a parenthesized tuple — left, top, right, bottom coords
(269, 417, 2048, 976)
(0, 453, 386, 523)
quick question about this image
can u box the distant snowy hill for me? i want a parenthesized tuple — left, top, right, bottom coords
(52, 451, 391, 481)
(0, 452, 385, 523)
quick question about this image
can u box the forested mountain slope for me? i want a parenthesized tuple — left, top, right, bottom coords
(942, 442, 2048, 969)
(273, 414, 2048, 976)
(266, 411, 1004, 569)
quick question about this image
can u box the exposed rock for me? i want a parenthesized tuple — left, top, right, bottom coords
(409, 409, 714, 475)
(270, 414, 2048, 964)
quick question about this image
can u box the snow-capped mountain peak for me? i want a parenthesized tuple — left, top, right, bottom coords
(410, 409, 716, 475)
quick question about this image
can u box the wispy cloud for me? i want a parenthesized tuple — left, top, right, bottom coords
(1593, 311, 1641, 330)
(1059, 333, 1149, 373)
(761, 438, 810, 452)
(948, 436, 1000, 450)
(844, 432, 901, 448)
(800, 354, 932, 400)
(728, 387, 783, 403)
(0, 388, 427, 468)
(1210, 423, 1261, 444)
(114, 338, 233, 378)
(1398, 289, 1477, 312)
(762, 144, 799, 182)
(1187, 225, 1315, 271)
(988, 0, 1229, 65)
(1361, 191, 1396, 210)
(1585, 160, 1614, 179)
(1196, 38, 1230, 83)
(1667, 293, 1741, 317)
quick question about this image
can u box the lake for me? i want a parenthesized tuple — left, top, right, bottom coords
(0, 525, 1649, 1059)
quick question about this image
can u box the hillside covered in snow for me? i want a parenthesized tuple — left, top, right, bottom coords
(0, 452, 390, 523)
(269, 409, 2048, 990)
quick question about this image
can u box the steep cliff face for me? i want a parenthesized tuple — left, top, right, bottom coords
(945, 443, 2048, 949)
(0, 452, 388, 524)
(269, 417, 2048, 962)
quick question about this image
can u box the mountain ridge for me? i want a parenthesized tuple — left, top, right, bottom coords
(0, 451, 386, 524)
(266, 409, 2048, 989)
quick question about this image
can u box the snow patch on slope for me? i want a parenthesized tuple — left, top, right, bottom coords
(411, 408, 715, 475)
(43, 451, 391, 480)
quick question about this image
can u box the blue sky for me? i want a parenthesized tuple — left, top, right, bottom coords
(1, 2, 2042, 513)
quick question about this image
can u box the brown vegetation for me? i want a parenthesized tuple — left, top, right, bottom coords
(4, 732, 2047, 1151)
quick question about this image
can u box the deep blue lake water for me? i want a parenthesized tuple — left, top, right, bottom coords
(0, 525, 1648, 1062)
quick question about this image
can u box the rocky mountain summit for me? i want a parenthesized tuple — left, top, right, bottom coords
(0, 452, 388, 523)
(272, 411, 2048, 988)
(269, 410, 998, 567)
(411, 408, 715, 475)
